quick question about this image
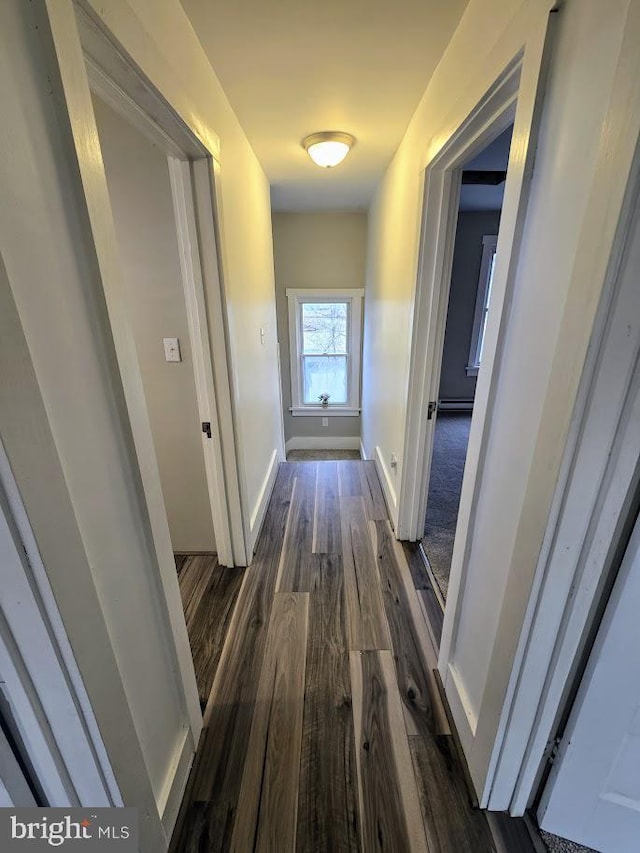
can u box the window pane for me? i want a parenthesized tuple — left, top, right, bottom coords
(302, 302, 348, 354)
(485, 250, 497, 308)
(477, 311, 490, 364)
(476, 249, 497, 366)
(302, 355, 347, 404)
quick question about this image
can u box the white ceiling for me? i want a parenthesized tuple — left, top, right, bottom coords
(182, 0, 469, 211)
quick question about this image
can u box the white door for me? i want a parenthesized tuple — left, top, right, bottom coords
(539, 507, 640, 852)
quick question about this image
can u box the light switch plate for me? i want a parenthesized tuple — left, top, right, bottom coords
(163, 337, 181, 362)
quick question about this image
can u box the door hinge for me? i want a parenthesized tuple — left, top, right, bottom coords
(202, 421, 212, 439)
(427, 401, 437, 420)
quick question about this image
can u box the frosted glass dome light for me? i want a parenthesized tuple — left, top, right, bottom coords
(302, 132, 356, 168)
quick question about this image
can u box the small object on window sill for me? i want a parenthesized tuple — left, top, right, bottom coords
(318, 392, 330, 408)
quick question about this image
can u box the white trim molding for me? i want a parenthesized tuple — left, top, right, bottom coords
(168, 158, 235, 566)
(375, 446, 398, 528)
(487, 125, 640, 815)
(445, 663, 477, 752)
(396, 56, 521, 543)
(438, 399, 474, 412)
(159, 728, 193, 835)
(248, 449, 280, 553)
(431, 1, 640, 812)
(395, 7, 558, 805)
(0, 441, 121, 807)
(76, 0, 247, 570)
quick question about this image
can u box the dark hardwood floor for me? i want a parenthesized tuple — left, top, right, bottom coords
(175, 554, 245, 709)
(170, 460, 533, 852)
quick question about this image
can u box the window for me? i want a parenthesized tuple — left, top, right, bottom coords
(467, 235, 498, 377)
(286, 289, 364, 415)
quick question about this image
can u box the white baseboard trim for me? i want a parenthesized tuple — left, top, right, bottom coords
(249, 449, 280, 552)
(438, 399, 474, 412)
(443, 662, 477, 758)
(285, 435, 361, 453)
(359, 440, 367, 460)
(374, 446, 398, 526)
(160, 727, 195, 838)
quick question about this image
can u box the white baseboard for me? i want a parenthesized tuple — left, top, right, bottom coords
(285, 435, 361, 453)
(443, 662, 477, 757)
(249, 449, 279, 552)
(160, 727, 195, 838)
(438, 399, 474, 411)
(360, 439, 367, 460)
(374, 445, 398, 526)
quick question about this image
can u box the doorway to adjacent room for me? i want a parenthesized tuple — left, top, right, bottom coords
(422, 126, 512, 604)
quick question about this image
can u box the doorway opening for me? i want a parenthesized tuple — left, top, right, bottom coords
(421, 127, 513, 605)
(91, 94, 241, 709)
(93, 96, 216, 561)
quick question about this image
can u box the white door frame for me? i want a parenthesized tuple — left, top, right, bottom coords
(487, 95, 640, 813)
(1, 1, 243, 843)
(396, 8, 556, 803)
(0, 440, 122, 809)
(397, 25, 555, 548)
(396, 65, 517, 544)
(397, 24, 553, 618)
(399, 0, 640, 814)
(76, 5, 247, 569)
(538, 504, 640, 845)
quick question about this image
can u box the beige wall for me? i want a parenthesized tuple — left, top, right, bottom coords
(88, 0, 285, 546)
(272, 212, 367, 444)
(362, 0, 635, 797)
(93, 95, 215, 553)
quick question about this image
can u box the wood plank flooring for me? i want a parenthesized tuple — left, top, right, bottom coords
(170, 460, 500, 852)
(401, 541, 444, 648)
(350, 649, 428, 853)
(231, 592, 309, 853)
(175, 554, 244, 708)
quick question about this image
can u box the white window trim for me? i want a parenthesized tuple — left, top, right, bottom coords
(286, 288, 364, 416)
(466, 235, 498, 377)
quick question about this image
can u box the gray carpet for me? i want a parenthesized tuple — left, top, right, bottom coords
(541, 830, 598, 853)
(423, 412, 472, 601)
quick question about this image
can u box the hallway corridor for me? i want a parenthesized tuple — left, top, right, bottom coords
(171, 461, 499, 852)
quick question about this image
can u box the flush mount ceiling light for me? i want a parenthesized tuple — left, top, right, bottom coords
(302, 131, 356, 168)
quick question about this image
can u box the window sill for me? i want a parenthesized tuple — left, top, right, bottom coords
(465, 365, 479, 377)
(289, 407, 361, 417)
